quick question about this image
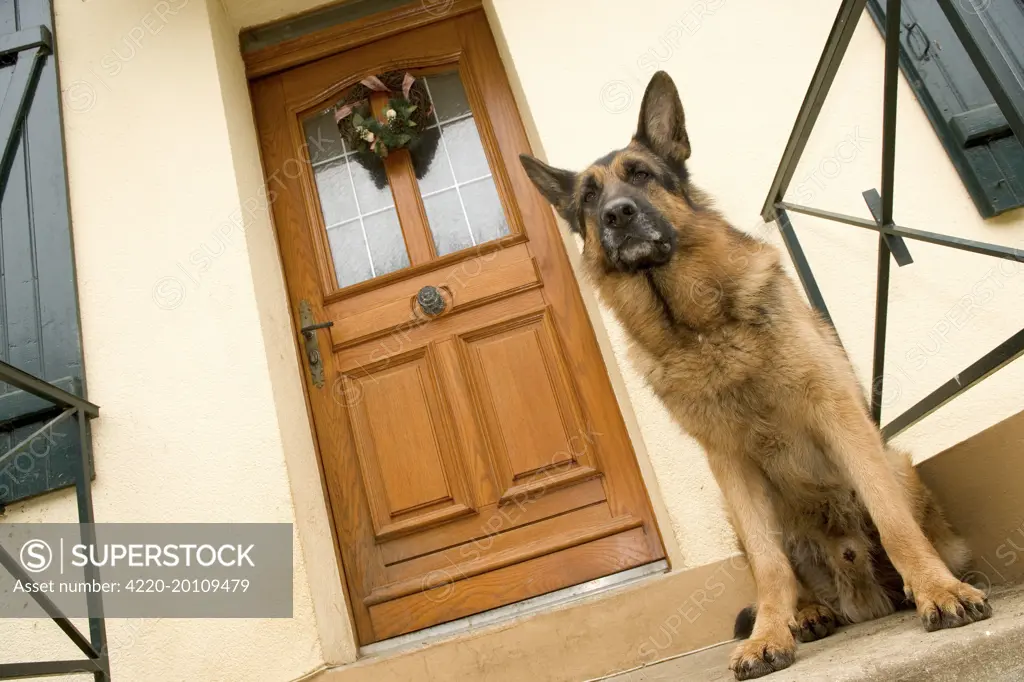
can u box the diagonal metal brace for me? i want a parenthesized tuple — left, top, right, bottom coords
(882, 327, 1024, 439)
(0, 659, 104, 678)
(0, 544, 103, 662)
(0, 407, 76, 471)
(862, 189, 913, 266)
(0, 360, 100, 417)
(774, 208, 836, 330)
(0, 44, 48, 198)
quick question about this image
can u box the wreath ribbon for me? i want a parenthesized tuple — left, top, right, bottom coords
(334, 72, 418, 123)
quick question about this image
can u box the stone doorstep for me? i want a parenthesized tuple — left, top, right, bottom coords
(597, 582, 1024, 682)
(309, 557, 757, 682)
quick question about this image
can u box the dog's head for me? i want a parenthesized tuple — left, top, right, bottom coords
(520, 71, 697, 273)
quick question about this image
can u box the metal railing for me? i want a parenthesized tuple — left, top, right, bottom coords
(0, 360, 108, 681)
(761, 0, 1024, 439)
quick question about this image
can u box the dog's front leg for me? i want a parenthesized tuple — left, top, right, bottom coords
(707, 450, 798, 680)
(811, 395, 992, 631)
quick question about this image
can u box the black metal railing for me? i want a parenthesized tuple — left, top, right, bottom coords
(762, 0, 1024, 440)
(0, 360, 108, 681)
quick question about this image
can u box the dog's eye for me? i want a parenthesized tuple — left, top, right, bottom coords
(582, 189, 597, 203)
(631, 170, 650, 184)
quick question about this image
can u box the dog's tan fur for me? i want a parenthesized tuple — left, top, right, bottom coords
(521, 72, 991, 680)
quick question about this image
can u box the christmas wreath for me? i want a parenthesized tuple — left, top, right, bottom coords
(334, 71, 440, 190)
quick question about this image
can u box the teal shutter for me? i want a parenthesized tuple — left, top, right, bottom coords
(866, 0, 1024, 217)
(0, 0, 89, 506)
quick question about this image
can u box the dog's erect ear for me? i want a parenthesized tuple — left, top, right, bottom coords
(519, 154, 579, 229)
(635, 71, 691, 165)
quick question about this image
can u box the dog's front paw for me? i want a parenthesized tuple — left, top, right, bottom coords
(792, 603, 838, 642)
(729, 635, 795, 680)
(907, 579, 992, 632)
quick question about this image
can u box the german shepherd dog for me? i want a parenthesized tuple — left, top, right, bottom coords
(520, 72, 992, 679)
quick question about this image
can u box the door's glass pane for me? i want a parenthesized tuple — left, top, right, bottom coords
(406, 69, 511, 258)
(423, 189, 473, 256)
(328, 222, 374, 289)
(303, 106, 409, 288)
(364, 209, 409, 275)
(312, 158, 358, 226)
(426, 71, 471, 123)
(350, 159, 394, 215)
(461, 178, 510, 244)
(441, 119, 490, 184)
(304, 111, 347, 164)
(413, 127, 453, 195)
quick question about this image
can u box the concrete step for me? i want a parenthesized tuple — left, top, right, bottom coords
(596, 582, 1024, 682)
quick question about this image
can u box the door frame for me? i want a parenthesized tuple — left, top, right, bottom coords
(244, 0, 675, 650)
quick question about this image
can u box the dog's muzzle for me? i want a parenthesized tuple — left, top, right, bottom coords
(601, 210, 674, 271)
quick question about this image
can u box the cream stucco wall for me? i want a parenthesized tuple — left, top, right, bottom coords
(3, 0, 1022, 680)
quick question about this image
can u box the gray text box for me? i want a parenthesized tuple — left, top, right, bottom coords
(0, 523, 293, 617)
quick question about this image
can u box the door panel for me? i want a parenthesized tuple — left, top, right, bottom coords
(251, 7, 665, 645)
(345, 346, 474, 540)
(457, 309, 598, 500)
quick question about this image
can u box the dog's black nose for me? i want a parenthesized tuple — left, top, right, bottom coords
(602, 198, 637, 227)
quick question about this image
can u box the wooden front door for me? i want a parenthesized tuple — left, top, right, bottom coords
(250, 7, 665, 645)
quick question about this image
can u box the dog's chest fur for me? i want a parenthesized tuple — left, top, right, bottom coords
(585, 227, 867, 522)
(626, 305, 850, 514)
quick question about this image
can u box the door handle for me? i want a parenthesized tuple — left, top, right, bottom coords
(299, 299, 334, 388)
(414, 285, 453, 318)
(301, 321, 334, 334)
(416, 286, 447, 316)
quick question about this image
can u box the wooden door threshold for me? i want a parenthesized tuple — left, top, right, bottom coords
(359, 559, 669, 658)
